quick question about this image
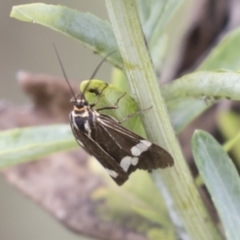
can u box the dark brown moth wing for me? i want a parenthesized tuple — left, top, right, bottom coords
(92, 114, 174, 175)
(70, 121, 129, 185)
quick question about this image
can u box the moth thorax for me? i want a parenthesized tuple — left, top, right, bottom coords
(73, 107, 90, 118)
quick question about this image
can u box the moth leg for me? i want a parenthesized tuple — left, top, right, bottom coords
(90, 83, 108, 107)
(96, 92, 126, 111)
(118, 106, 152, 123)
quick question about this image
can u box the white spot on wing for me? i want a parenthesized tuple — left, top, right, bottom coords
(120, 156, 139, 171)
(131, 140, 152, 156)
(120, 156, 132, 171)
(131, 157, 139, 166)
(141, 140, 152, 147)
(105, 168, 118, 178)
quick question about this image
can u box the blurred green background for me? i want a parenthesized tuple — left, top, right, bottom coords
(0, 1, 111, 239)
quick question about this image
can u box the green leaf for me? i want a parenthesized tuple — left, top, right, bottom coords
(198, 27, 240, 71)
(10, 3, 122, 68)
(0, 125, 76, 169)
(192, 130, 240, 240)
(10, 2, 184, 72)
(167, 98, 207, 133)
(80, 79, 146, 137)
(138, 0, 182, 40)
(111, 67, 130, 93)
(163, 71, 240, 102)
(137, 0, 183, 69)
(162, 70, 240, 132)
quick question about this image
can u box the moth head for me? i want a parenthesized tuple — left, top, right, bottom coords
(70, 96, 89, 109)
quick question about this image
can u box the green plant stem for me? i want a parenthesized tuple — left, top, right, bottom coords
(105, 1, 221, 239)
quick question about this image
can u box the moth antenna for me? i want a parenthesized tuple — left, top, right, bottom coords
(52, 43, 76, 101)
(81, 50, 117, 98)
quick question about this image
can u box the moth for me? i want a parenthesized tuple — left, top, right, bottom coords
(54, 46, 174, 185)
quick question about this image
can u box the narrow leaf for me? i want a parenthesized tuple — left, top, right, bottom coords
(137, 0, 183, 69)
(167, 98, 207, 133)
(0, 125, 76, 169)
(198, 27, 240, 71)
(192, 130, 240, 240)
(10, 3, 122, 68)
(163, 71, 240, 102)
(162, 71, 240, 132)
